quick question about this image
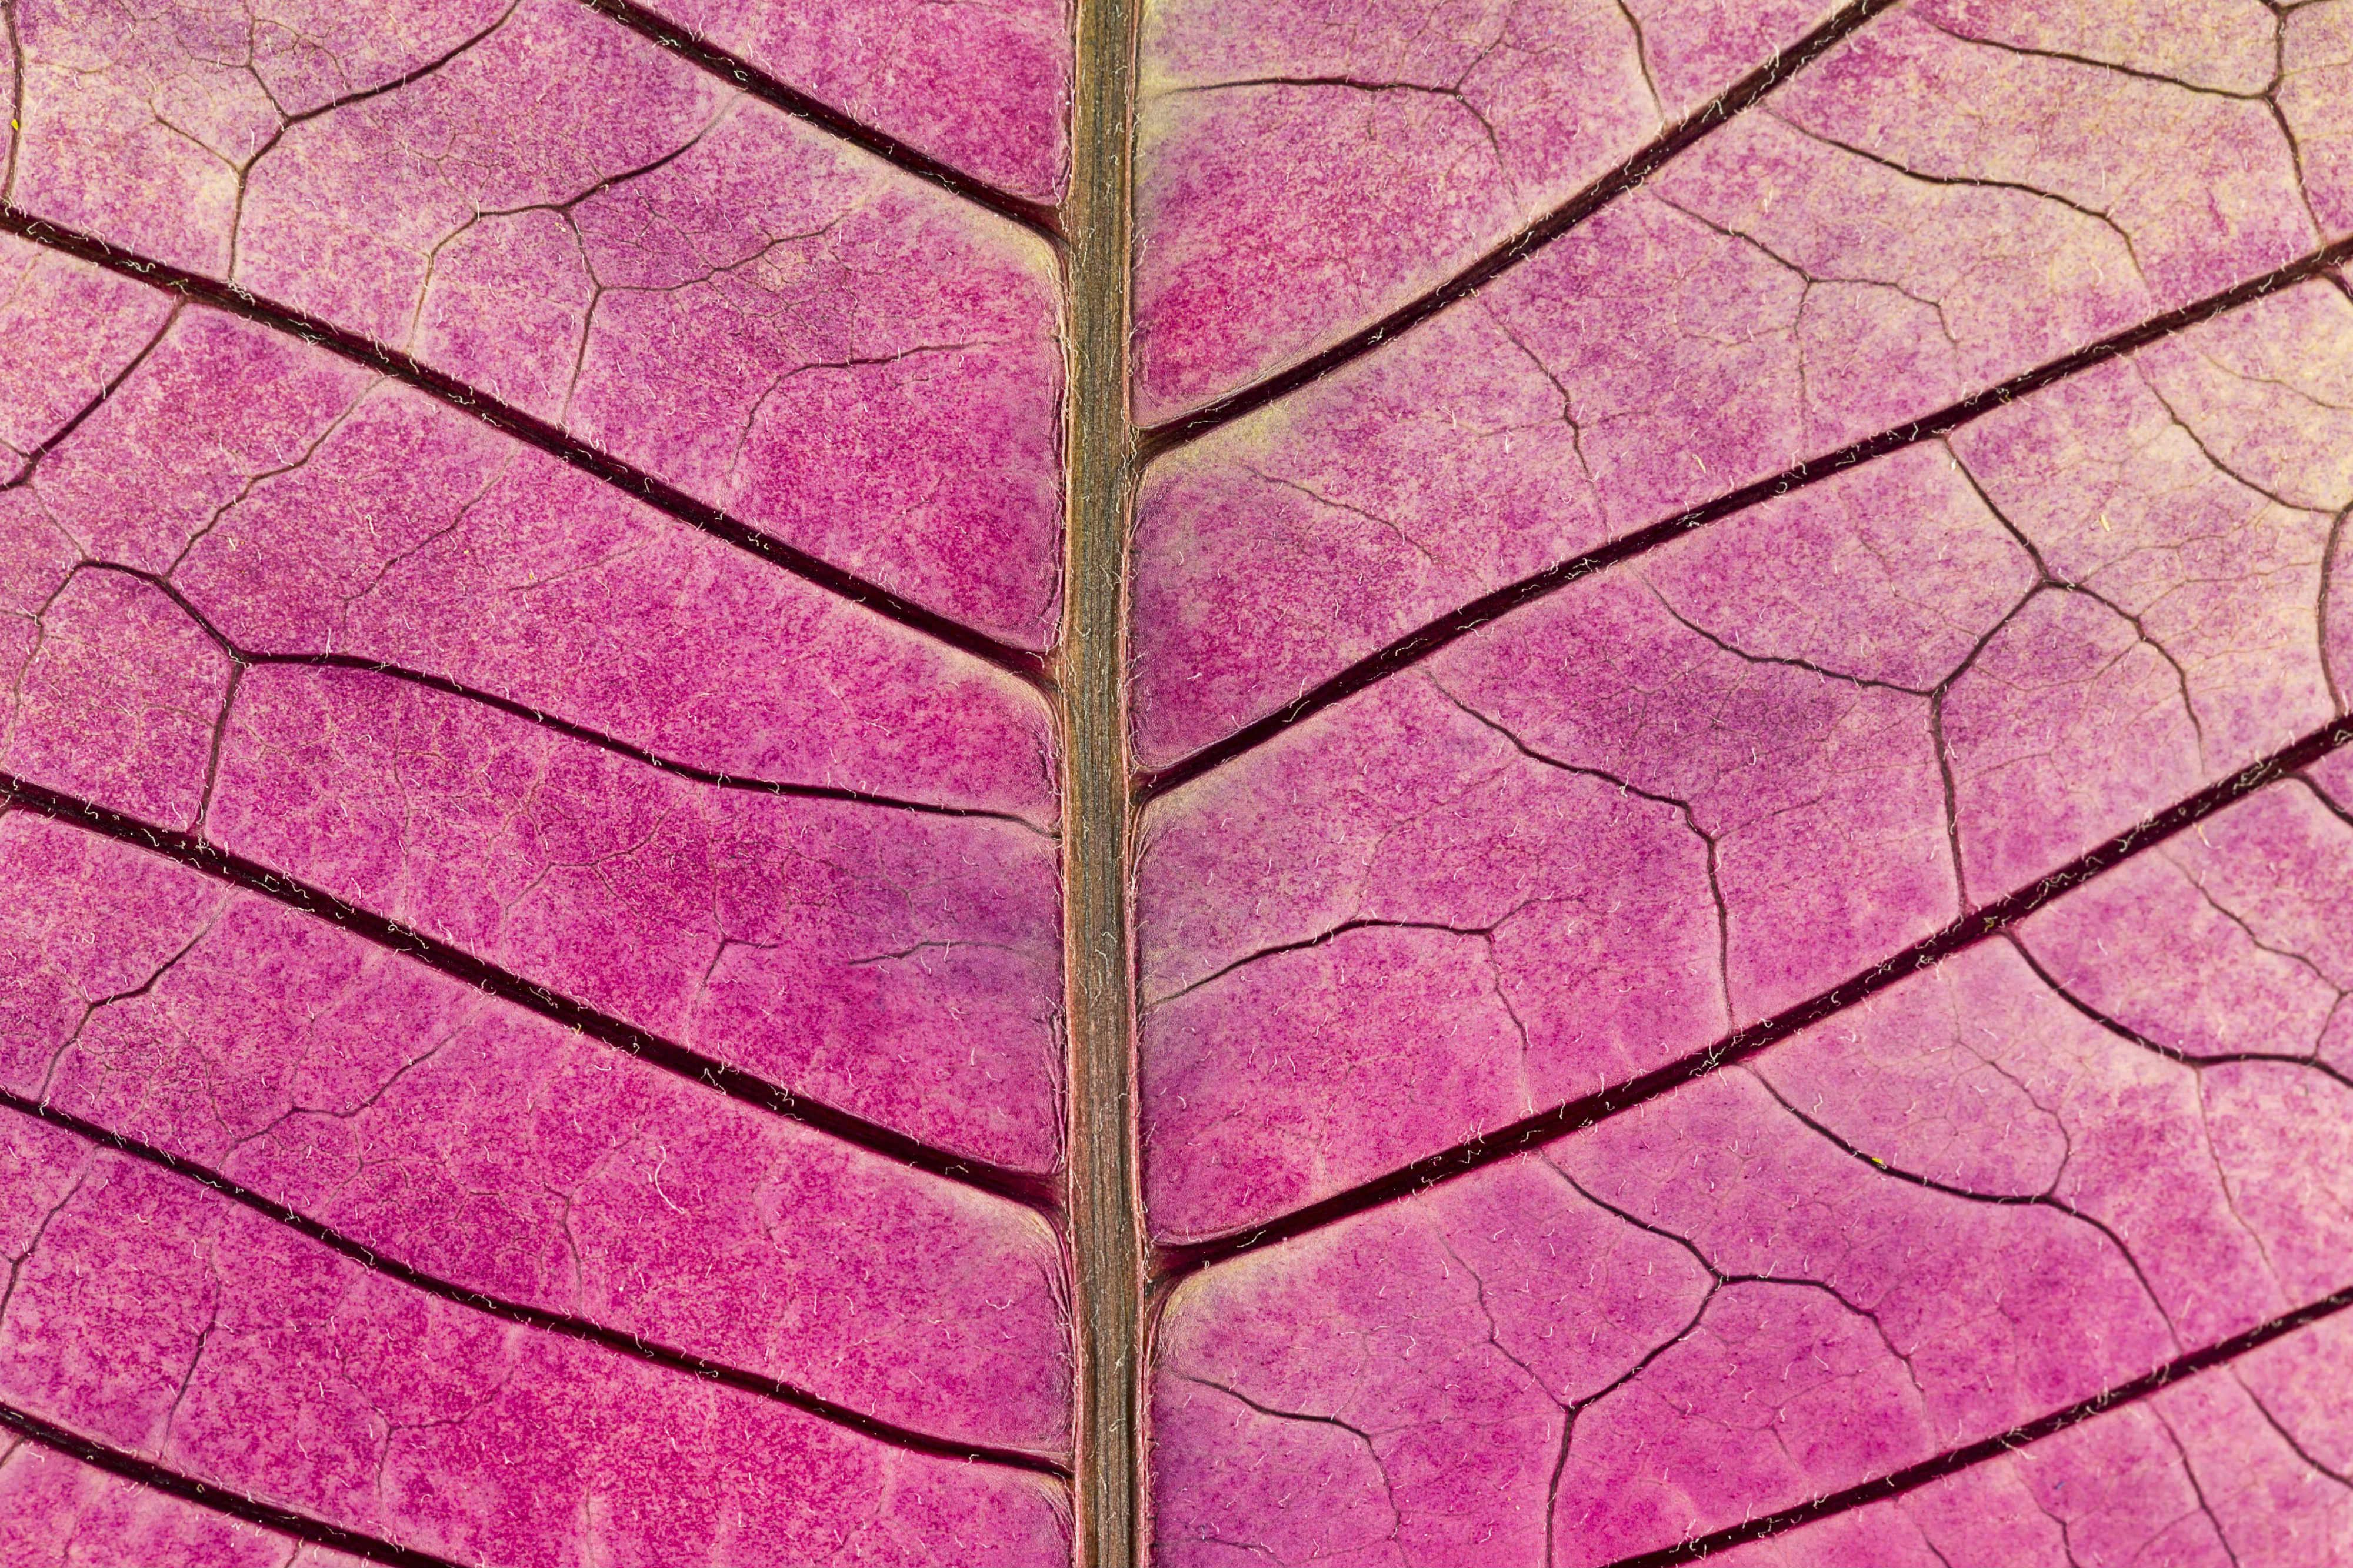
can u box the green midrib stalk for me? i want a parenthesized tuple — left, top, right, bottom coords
(1059, 0, 1144, 1560)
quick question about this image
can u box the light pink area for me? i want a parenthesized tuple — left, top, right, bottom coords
(1132, 10, 2343, 764)
(1136, 286, 2353, 1227)
(1706, 1323, 2353, 1567)
(1130, 0, 1849, 420)
(1156, 782, 2353, 1559)
(1142, 445, 2078, 1237)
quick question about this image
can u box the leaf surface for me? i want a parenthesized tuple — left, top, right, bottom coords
(10, 0, 2353, 1562)
(1131, 0, 2352, 765)
(1136, 1, 2353, 1562)
(0, 5, 1075, 1559)
(6, 0, 1066, 643)
(1151, 776, 2353, 1562)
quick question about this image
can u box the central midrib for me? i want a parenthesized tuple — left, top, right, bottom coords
(1059, 0, 1146, 1562)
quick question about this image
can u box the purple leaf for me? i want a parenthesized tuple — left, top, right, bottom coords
(1136, 1, 2353, 1562)
(8, 0, 2353, 1562)
(1, 3, 1075, 1552)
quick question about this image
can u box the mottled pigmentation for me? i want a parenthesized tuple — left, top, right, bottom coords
(1699, 1316, 2353, 1567)
(0, 815, 1069, 1455)
(1132, 1, 2348, 765)
(6, 0, 1066, 645)
(14, 0, 2353, 1555)
(13, 302, 1058, 820)
(634, 0, 1074, 203)
(0, 1120, 1068, 1566)
(1140, 1, 2353, 1560)
(1139, 276, 2353, 1238)
(0, 1442, 369, 1567)
(1155, 783, 2353, 1563)
(1130, 0, 1850, 421)
(0, 4, 1072, 1559)
(0, 286, 1068, 1175)
(0, 236, 178, 486)
(206, 664, 1064, 1172)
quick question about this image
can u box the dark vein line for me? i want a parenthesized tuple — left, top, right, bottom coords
(72, 558, 1046, 830)
(226, 2, 527, 274)
(1751, 1076, 2042, 1208)
(2321, 505, 2349, 716)
(2237, 1375, 2353, 1487)
(1750, 1070, 2189, 1350)
(0, 771, 1058, 1210)
(1136, 233, 2353, 802)
(1151, 916, 1502, 1007)
(2300, 770, 2353, 832)
(0, 303, 182, 490)
(1913, 15, 2269, 102)
(569, 0, 1061, 239)
(1133, 0, 1905, 451)
(0, 1090, 1066, 1475)
(1154, 712, 2353, 1279)
(0, 1400, 468, 1568)
(244, 653, 1048, 829)
(1769, 112, 2147, 280)
(1600, 1279, 2353, 1566)
(0, 208, 1051, 687)
(2008, 935, 2353, 1089)
(67, 553, 1036, 827)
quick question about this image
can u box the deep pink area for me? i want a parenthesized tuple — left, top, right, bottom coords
(1, 10, 1073, 1554)
(0, 237, 178, 485)
(0, 1442, 368, 1567)
(0, 815, 1070, 1454)
(202, 665, 1062, 1173)
(11, 300, 1057, 821)
(0, 1120, 1069, 1566)
(8, 0, 1066, 645)
(0, 275, 1068, 1176)
(1154, 780, 2353, 1562)
(638, 0, 1073, 203)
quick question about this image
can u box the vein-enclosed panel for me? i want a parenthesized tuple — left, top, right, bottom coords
(0, 5, 1072, 1556)
(0, 1121, 1067, 1564)
(0, 1440, 372, 1567)
(1141, 278, 2353, 1240)
(1134, 1, 2353, 1561)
